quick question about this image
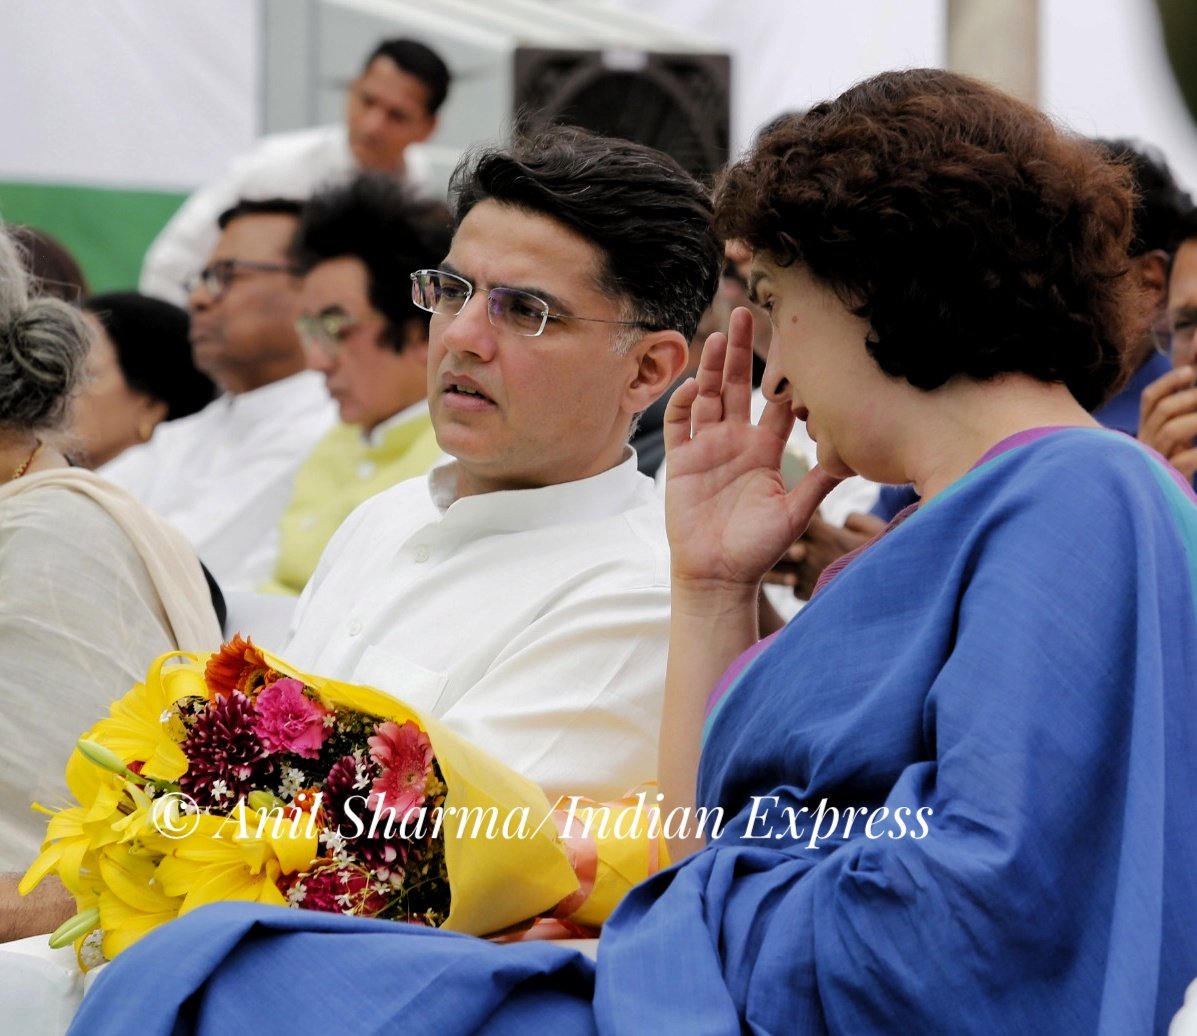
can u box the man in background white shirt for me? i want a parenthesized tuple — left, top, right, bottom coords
(283, 128, 721, 802)
(102, 199, 336, 592)
(140, 38, 451, 305)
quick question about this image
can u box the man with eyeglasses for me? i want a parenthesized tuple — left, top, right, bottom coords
(101, 199, 336, 592)
(262, 175, 451, 595)
(1140, 207, 1197, 481)
(280, 127, 720, 803)
(139, 38, 450, 306)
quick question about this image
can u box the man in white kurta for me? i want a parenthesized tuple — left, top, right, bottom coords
(102, 201, 337, 590)
(282, 129, 722, 804)
(285, 451, 668, 802)
(101, 371, 335, 591)
(140, 38, 449, 306)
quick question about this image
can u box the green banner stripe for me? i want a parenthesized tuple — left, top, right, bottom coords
(0, 181, 187, 295)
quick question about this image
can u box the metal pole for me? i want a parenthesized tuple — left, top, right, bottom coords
(946, 0, 1039, 106)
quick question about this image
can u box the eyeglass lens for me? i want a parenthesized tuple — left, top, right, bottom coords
(412, 270, 551, 337)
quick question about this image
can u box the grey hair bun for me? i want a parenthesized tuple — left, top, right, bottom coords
(0, 224, 91, 431)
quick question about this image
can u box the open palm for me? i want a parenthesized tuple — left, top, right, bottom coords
(664, 308, 839, 589)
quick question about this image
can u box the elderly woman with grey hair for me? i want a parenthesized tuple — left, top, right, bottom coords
(0, 224, 220, 878)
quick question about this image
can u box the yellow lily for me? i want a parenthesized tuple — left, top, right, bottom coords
(150, 805, 316, 916)
(96, 848, 183, 958)
(88, 652, 207, 782)
(19, 759, 132, 895)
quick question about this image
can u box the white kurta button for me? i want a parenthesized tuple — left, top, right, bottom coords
(414, 545, 430, 562)
(356, 460, 376, 480)
(346, 616, 364, 636)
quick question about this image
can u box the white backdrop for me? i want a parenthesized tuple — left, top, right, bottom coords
(2, 2, 1195, 203)
(0, 1, 259, 190)
(599, 0, 1197, 192)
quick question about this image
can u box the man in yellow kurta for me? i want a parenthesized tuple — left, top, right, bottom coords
(262, 176, 451, 594)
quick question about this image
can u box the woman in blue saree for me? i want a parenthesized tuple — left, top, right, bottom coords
(73, 69, 1197, 1034)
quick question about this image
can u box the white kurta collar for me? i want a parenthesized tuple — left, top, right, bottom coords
(426, 447, 642, 529)
(362, 399, 430, 448)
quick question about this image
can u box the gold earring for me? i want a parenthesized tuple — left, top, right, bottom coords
(137, 420, 154, 442)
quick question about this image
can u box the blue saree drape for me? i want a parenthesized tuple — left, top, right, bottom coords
(72, 429, 1197, 1035)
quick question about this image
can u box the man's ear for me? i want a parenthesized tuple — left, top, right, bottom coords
(622, 330, 688, 414)
(414, 114, 439, 144)
(401, 322, 430, 362)
(1139, 249, 1170, 306)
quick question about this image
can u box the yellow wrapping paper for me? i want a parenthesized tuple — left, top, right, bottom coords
(549, 788, 672, 931)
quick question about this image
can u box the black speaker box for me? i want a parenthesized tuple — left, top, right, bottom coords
(512, 47, 731, 181)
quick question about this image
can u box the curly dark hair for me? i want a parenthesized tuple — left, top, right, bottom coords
(1093, 138, 1193, 257)
(449, 126, 721, 344)
(714, 69, 1136, 410)
(290, 174, 452, 351)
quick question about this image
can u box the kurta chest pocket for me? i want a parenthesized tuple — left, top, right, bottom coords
(352, 645, 449, 713)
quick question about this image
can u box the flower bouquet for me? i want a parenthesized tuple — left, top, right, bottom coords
(21, 637, 664, 963)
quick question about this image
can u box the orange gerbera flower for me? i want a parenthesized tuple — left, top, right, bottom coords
(203, 635, 276, 700)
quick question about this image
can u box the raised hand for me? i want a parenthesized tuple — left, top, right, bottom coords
(664, 307, 840, 592)
(1139, 364, 1197, 478)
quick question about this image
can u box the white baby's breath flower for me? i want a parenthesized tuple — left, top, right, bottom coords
(278, 765, 305, 798)
(320, 828, 347, 854)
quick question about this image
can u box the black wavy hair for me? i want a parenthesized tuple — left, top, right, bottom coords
(290, 173, 452, 350)
(84, 292, 215, 420)
(449, 125, 721, 344)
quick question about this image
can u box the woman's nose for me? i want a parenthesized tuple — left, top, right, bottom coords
(760, 328, 790, 402)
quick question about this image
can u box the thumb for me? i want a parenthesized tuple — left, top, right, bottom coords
(784, 465, 842, 538)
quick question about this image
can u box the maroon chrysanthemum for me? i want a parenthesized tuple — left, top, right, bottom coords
(179, 691, 274, 809)
(320, 753, 409, 881)
(321, 754, 375, 833)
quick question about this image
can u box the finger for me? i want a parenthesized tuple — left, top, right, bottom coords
(663, 377, 699, 455)
(844, 512, 887, 535)
(1140, 365, 1196, 416)
(1160, 413, 1197, 457)
(757, 394, 797, 443)
(762, 569, 798, 587)
(784, 542, 808, 564)
(1139, 384, 1197, 452)
(1152, 387, 1197, 424)
(691, 331, 728, 430)
(1169, 445, 1197, 479)
(783, 465, 843, 540)
(721, 307, 756, 424)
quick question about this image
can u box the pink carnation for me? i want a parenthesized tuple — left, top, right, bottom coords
(253, 678, 330, 759)
(367, 720, 434, 822)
